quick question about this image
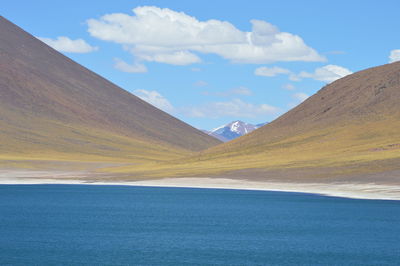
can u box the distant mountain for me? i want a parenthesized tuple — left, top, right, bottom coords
(0, 16, 221, 164)
(204, 121, 267, 142)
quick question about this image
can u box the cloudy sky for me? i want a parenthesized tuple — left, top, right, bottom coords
(2, 0, 399, 130)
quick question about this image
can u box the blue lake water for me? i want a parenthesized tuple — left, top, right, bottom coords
(0, 185, 400, 265)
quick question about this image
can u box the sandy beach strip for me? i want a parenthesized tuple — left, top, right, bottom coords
(1, 170, 400, 201)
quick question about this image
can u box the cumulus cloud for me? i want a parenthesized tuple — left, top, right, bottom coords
(134, 89, 174, 113)
(134, 49, 201, 65)
(194, 80, 208, 87)
(114, 58, 147, 73)
(297, 65, 352, 83)
(389, 49, 400, 63)
(256, 64, 351, 83)
(282, 83, 296, 90)
(287, 92, 309, 108)
(182, 98, 279, 118)
(292, 92, 309, 102)
(254, 66, 291, 77)
(288, 74, 301, 82)
(132, 88, 275, 119)
(87, 6, 325, 65)
(37, 36, 98, 53)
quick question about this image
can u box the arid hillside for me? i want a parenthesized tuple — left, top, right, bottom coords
(0, 16, 221, 166)
(208, 61, 400, 155)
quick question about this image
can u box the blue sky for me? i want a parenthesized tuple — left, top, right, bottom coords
(2, 0, 399, 130)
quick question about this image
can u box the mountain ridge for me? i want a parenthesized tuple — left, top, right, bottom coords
(0, 16, 221, 165)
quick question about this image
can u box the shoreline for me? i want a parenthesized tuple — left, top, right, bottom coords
(1, 173, 400, 200)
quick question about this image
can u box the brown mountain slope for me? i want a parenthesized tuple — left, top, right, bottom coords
(207, 61, 400, 154)
(111, 62, 400, 180)
(0, 16, 220, 165)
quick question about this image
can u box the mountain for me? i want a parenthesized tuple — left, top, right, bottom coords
(0, 16, 221, 166)
(194, 61, 400, 179)
(204, 121, 267, 142)
(116, 62, 400, 180)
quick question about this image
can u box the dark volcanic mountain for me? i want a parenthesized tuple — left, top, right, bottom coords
(0, 16, 221, 163)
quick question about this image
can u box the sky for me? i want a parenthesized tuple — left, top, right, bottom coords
(1, 0, 400, 130)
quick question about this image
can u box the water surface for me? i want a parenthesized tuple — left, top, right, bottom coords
(1, 185, 399, 265)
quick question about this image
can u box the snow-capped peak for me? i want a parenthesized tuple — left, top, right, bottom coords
(230, 121, 241, 133)
(205, 120, 268, 142)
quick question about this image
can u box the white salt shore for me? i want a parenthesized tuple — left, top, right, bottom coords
(1, 170, 400, 200)
(131, 177, 400, 201)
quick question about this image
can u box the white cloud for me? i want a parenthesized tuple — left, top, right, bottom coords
(182, 98, 279, 118)
(194, 80, 208, 87)
(288, 92, 309, 108)
(254, 66, 291, 77)
(297, 65, 352, 83)
(135, 50, 201, 65)
(87, 6, 325, 65)
(389, 49, 400, 63)
(288, 74, 301, 82)
(37, 36, 98, 53)
(255, 64, 351, 83)
(292, 92, 309, 102)
(282, 83, 296, 90)
(134, 89, 174, 113)
(114, 58, 147, 73)
(132, 88, 275, 119)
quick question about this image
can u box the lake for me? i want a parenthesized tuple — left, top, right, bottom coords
(0, 184, 399, 265)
